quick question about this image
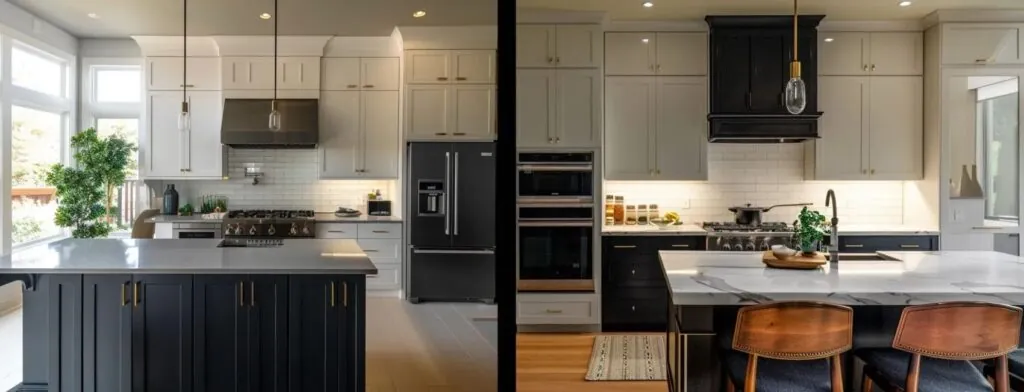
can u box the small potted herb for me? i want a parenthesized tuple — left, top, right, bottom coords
(178, 203, 194, 216)
(793, 207, 830, 255)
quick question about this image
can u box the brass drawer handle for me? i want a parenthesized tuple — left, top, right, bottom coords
(180, 84, 195, 88)
(347, 84, 358, 88)
(456, 77, 467, 81)
(544, 309, 563, 314)
(846, 244, 864, 248)
(133, 281, 140, 307)
(250, 281, 255, 306)
(121, 282, 128, 306)
(435, 133, 448, 136)
(239, 281, 244, 307)
(327, 230, 347, 233)
(342, 282, 348, 307)
(453, 132, 467, 136)
(363, 249, 378, 253)
(372, 230, 389, 233)
(364, 84, 374, 88)
(613, 245, 637, 249)
(330, 282, 335, 307)
(900, 244, 920, 249)
(671, 244, 690, 248)
(437, 77, 448, 81)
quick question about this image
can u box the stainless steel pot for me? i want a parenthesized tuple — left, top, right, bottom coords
(728, 203, 813, 225)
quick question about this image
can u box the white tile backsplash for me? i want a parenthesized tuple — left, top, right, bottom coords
(157, 149, 398, 213)
(605, 144, 909, 225)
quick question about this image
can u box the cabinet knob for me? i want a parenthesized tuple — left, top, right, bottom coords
(547, 57, 554, 63)
(656, 64, 661, 70)
(363, 84, 374, 88)
(863, 65, 868, 72)
(656, 169, 661, 175)
(870, 169, 875, 174)
(437, 77, 448, 81)
(347, 84, 358, 88)
(554, 137, 560, 143)
(862, 169, 867, 174)
(871, 64, 876, 71)
(555, 57, 560, 63)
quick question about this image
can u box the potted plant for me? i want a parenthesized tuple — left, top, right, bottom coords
(792, 207, 830, 255)
(178, 203, 195, 216)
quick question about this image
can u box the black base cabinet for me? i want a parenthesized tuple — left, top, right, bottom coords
(602, 236, 706, 332)
(11, 273, 366, 392)
(838, 235, 939, 253)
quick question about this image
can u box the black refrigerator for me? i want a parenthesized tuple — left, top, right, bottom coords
(407, 142, 495, 304)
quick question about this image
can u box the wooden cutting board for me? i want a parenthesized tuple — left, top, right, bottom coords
(762, 251, 827, 270)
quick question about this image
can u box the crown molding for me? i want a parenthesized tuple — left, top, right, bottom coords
(516, 8, 608, 24)
(818, 20, 925, 32)
(396, 26, 496, 50)
(923, 9, 1024, 28)
(211, 36, 332, 56)
(605, 20, 706, 32)
(323, 36, 400, 57)
(131, 36, 220, 56)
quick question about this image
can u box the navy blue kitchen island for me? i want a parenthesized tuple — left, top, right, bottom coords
(0, 238, 377, 392)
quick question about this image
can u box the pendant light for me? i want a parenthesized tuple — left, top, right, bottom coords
(784, 0, 807, 115)
(267, 0, 282, 132)
(177, 0, 190, 131)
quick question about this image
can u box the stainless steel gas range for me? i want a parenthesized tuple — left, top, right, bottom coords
(221, 209, 316, 238)
(703, 222, 797, 251)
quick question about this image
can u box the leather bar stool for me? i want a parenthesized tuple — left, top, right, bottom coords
(983, 350, 1024, 391)
(722, 301, 854, 392)
(858, 302, 1022, 392)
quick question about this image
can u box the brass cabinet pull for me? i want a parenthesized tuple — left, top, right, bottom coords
(437, 77, 448, 81)
(133, 282, 140, 307)
(327, 230, 347, 233)
(555, 57, 560, 63)
(871, 64, 876, 71)
(121, 282, 128, 306)
(547, 57, 554, 63)
(863, 64, 868, 72)
(545, 309, 563, 314)
(342, 282, 348, 307)
(372, 230, 389, 233)
(613, 245, 637, 249)
(364, 84, 374, 88)
(368, 275, 379, 279)
(900, 244, 920, 249)
(330, 282, 336, 307)
(346, 84, 358, 88)
(846, 244, 864, 248)
(862, 169, 868, 174)
(435, 133, 448, 136)
(870, 169, 876, 174)
(976, 59, 989, 63)
(180, 84, 195, 88)
(453, 132, 466, 136)
(239, 282, 244, 307)
(671, 244, 690, 248)
(250, 281, 255, 306)
(456, 77, 467, 81)
(363, 249, 378, 253)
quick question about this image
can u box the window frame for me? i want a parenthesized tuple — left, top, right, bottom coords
(81, 59, 143, 181)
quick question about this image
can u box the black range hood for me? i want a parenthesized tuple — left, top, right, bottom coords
(705, 15, 825, 143)
(221, 99, 319, 149)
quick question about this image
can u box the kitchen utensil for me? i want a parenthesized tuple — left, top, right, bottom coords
(762, 250, 826, 269)
(728, 203, 813, 226)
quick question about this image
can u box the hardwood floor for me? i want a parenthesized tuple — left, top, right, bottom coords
(516, 333, 667, 392)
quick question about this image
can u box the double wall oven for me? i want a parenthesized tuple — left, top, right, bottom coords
(517, 152, 596, 292)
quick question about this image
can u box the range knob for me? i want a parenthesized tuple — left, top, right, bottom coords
(289, 223, 299, 236)
(719, 237, 731, 251)
(249, 226, 257, 236)
(234, 226, 243, 235)
(760, 238, 772, 251)
(302, 225, 310, 235)
(268, 226, 276, 236)
(731, 238, 744, 251)
(224, 224, 234, 236)
(744, 239, 756, 251)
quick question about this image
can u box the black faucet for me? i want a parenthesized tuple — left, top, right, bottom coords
(825, 189, 839, 262)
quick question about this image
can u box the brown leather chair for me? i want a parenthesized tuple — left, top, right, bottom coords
(858, 302, 1023, 392)
(130, 209, 161, 239)
(723, 301, 854, 392)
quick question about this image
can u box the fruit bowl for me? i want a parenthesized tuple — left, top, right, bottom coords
(650, 219, 675, 230)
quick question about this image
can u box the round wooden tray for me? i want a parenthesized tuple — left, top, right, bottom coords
(762, 251, 826, 270)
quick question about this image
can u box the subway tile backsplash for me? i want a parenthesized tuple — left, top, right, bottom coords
(604, 144, 907, 225)
(155, 149, 398, 214)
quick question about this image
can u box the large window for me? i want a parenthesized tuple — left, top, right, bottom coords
(94, 68, 141, 103)
(10, 106, 64, 245)
(12, 44, 65, 97)
(978, 79, 1020, 221)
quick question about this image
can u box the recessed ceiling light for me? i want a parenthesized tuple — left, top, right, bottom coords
(898, 1, 912, 6)
(824, 37, 835, 42)
(87, 13, 98, 19)
(641, 38, 650, 43)
(413, 10, 426, 18)
(259, 13, 271, 20)
(642, 1, 654, 8)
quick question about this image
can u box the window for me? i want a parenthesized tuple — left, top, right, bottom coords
(96, 118, 140, 179)
(978, 79, 1020, 221)
(94, 68, 140, 102)
(11, 44, 65, 97)
(11, 106, 65, 245)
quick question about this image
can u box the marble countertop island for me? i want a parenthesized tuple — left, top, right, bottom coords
(0, 238, 378, 274)
(659, 250, 1024, 306)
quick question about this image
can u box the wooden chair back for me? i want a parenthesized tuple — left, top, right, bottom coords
(730, 301, 854, 392)
(130, 209, 160, 239)
(892, 302, 1023, 392)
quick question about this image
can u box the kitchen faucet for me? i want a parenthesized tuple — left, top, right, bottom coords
(825, 189, 839, 262)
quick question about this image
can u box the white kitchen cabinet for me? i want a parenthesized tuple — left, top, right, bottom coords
(452, 51, 496, 84)
(405, 50, 495, 84)
(654, 77, 707, 181)
(320, 90, 399, 179)
(360, 58, 400, 90)
(322, 58, 399, 91)
(277, 57, 320, 90)
(942, 24, 1023, 65)
(145, 91, 224, 179)
(605, 32, 706, 76)
(317, 222, 404, 292)
(516, 69, 600, 148)
(807, 76, 922, 180)
(450, 85, 496, 139)
(146, 57, 221, 91)
(405, 84, 450, 140)
(818, 32, 922, 76)
(405, 50, 451, 83)
(516, 24, 601, 68)
(605, 77, 707, 181)
(221, 57, 276, 90)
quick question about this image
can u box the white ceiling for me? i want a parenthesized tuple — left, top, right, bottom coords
(5, 0, 497, 38)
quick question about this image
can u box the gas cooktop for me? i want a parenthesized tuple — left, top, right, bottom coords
(702, 222, 793, 233)
(225, 210, 315, 220)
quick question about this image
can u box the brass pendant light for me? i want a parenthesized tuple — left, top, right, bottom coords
(267, 0, 282, 132)
(784, 0, 807, 115)
(176, 0, 190, 131)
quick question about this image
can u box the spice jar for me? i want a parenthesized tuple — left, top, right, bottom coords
(625, 205, 637, 225)
(649, 204, 660, 223)
(613, 196, 625, 225)
(637, 204, 649, 225)
(604, 195, 616, 226)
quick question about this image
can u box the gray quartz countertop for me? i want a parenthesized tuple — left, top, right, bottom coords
(146, 215, 223, 224)
(659, 250, 1024, 306)
(0, 239, 377, 275)
(602, 224, 708, 235)
(313, 213, 403, 223)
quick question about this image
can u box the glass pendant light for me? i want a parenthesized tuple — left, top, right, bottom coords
(268, 0, 282, 132)
(178, 0, 190, 131)
(784, 0, 807, 115)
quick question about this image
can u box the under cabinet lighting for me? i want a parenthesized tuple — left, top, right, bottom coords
(898, 1, 912, 6)
(642, 2, 654, 8)
(259, 13, 271, 19)
(824, 37, 835, 42)
(413, 10, 426, 18)
(87, 13, 99, 19)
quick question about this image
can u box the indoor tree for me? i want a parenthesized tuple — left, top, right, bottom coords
(45, 128, 137, 238)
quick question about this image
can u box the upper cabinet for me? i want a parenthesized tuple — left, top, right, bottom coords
(406, 85, 495, 141)
(517, 69, 601, 148)
(605, 32, 707, 76)
(321, 58, 399, 91)
(320, 90, 399, 179)
(147, 57, 221, 91)
(220, 57, 320, 90)
(942, 24, 1023, 65)
(277, 57, 321, 90)
(818, 32, 922, 76)
(406, 50, 495, 84)
(145, 91, 224, 180)
(516, 24, 601, 68)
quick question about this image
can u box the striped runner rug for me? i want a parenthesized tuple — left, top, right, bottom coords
(584, 334, 667, 381)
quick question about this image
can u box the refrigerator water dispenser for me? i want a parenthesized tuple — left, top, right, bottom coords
(418, 180, 446, 216)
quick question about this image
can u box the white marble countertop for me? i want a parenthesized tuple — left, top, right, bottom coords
(837, 225, 940, 236)
(146, 215, 222, 224)
(659, 250, 1024, 306)
(313, 213, 403, 223)
(602, 224, 708, 235)
(0, 239, 377, 274)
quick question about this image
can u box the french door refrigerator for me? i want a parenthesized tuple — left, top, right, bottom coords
(407, 142, 495, 304)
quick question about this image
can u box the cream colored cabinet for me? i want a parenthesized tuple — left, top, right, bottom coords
(405, 84, 450, 139)
(277, 57, 320, 90)
(605, 32, 706, 76)
(405, 50, 494, 84)
(320, 90, 399, 179)
(318, 222, 404, 292)
(807, 76, 922, 180)
(405, 81, 495, 141)
(516, 24, 601, 68)
(818, 32, 922, 75)
(221, 57, 276, 89)
(604, 77, 707, 181)
(450, 85, 496, 139)
(516, 69, 599, 148)
(322, 57, 399, 91)
(146, 57, 221, 91)
(941, 24, 1023, 65)
(145, 91, 224, 179)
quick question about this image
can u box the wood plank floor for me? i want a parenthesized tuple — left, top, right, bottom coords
(516, 333, 667, 392)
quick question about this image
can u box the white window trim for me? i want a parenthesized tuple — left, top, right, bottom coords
(81, 57, 143, 129)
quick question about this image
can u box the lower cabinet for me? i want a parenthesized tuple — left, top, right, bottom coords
(288, 275, 355, 392)
(133, 275, 193, 392)
(83, 275, 130, 392)
(838, 235, 938, 253)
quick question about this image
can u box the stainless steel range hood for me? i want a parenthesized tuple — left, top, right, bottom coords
(221, 99, 318, 148)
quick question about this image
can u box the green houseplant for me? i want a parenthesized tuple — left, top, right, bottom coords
(45, 128, 136, 238)
(793, 207, 830, 254)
